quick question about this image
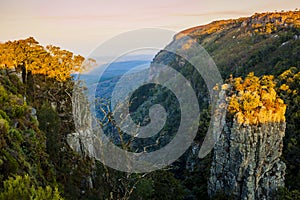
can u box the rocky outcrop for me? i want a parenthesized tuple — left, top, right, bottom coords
(208, 120, 286, 199)
(175, 11, 300, 39)
(208, 75, 286, 199)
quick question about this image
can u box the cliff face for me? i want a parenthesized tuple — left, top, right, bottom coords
(208, 121, 286, 199)
(208, 75, 286, 199)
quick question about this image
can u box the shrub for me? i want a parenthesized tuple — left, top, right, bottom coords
(0, 175, 63, 200)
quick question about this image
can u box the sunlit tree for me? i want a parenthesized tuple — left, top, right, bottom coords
(0, 37, 92, 82)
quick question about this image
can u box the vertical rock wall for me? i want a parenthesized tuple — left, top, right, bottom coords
(208, 120, 286, 199)
(208, 75, 286, 199)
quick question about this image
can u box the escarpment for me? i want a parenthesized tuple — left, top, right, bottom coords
(208, 73, 286, 199)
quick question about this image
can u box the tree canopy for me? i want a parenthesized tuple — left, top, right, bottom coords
(0, 37, 93, 82)
(227, 72, 286, 125)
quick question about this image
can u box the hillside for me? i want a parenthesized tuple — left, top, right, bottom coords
(146, 10, 300, 199)
(155, 11, 300, 77)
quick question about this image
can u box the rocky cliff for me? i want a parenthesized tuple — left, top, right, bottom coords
(208, 74, 286, 199)
(209, 121, 286, 199)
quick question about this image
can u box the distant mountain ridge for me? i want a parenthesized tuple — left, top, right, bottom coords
(154, 10, 300, 78)
(176, 11, 300, 39)
(82, 60, 150, 82)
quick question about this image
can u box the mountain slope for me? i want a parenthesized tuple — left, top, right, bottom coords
(155, 11, 300, 78)
(147, 10, 300, 199)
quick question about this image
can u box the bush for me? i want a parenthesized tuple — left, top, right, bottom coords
(0, 175, 63, 200)
(276, 187, 300, 200)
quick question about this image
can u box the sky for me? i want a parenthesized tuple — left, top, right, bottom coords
(0, 0, 299, 56)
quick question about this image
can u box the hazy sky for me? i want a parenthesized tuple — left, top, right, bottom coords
(0, 0, 299, 56)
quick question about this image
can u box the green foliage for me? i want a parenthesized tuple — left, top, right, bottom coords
(0, 72, 59, 194)
(0, 85, 9, 105)
(90, 161, 185, 200)
(8, 128, 23, 143)
(11, 105, 27, 118)
(0, 175, 63, 200)
(210, 192, 232, 200)
(1, 150, 19, 175)
(37, 103, 94, 199)
(37, 104, 61, 160)
(183, 12, 300, 78)
(133, 178, 155, 199)
(150, 170, 185, 200)
(0, 119, 9, 134)
(0, 109, 10, 122)
(277, 67, 300, 191)
(276, 187, 300, 200)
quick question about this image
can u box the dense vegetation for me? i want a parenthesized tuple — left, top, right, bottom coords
(0, 10, 299, 199)
(0, 39, 95, 199)
(227, 72, 286, 125)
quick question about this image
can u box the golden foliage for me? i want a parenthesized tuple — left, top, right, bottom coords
(278, 68, 300, 96)
(0, 37, 93, 82)
(176, 11, 300, 39)
(227, 72, 286, 125)
(249, 11, 300, 34)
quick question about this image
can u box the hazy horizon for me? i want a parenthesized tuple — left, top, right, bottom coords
(1, 0, 299, 56)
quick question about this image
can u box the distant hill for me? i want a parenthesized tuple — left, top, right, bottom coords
(155, 10, 300, 78)
(78, 60, 150, 86)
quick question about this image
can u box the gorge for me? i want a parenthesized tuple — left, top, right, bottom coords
(0, 10, 299, 199)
